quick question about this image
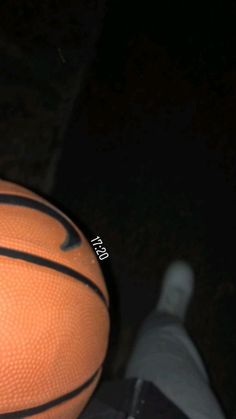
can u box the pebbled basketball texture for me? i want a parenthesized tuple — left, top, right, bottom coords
(0, 180, 110, 418)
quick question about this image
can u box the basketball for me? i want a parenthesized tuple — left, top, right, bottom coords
(0, 180, 110, 418)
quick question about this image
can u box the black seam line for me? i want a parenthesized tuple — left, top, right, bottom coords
(0, 368, 101, 418)
(0, 247, 109, 309)
(0, 194, 81, 251)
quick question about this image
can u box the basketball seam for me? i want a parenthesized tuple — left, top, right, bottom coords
(0, 368, 101, 417)
(0, 194, 81, 251)
(0, 246, 109, 309)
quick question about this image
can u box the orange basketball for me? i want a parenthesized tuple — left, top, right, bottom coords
(0, 180, 110, 418)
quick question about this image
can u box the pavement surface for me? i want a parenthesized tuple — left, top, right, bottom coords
(53, 31, 236, 418)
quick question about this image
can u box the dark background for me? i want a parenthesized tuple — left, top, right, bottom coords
(1, 1, 236, 417)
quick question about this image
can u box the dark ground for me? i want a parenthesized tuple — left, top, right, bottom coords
(52, 3, 236, 418)
(0, 1, 235, 418)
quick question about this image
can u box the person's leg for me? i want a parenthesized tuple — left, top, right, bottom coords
(125, 261, 226, 419)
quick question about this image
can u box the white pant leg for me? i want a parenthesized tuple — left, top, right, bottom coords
(125, 312, 226, 419)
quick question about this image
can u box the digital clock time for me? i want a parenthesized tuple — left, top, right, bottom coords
(91, 236, 109, 261)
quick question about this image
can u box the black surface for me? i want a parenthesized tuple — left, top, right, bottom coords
(52, 2, 236, 417)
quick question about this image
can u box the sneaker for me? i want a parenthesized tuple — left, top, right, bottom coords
(156, 260, 194, 322)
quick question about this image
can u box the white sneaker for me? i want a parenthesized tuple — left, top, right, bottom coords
(156, 260, 194, 322)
